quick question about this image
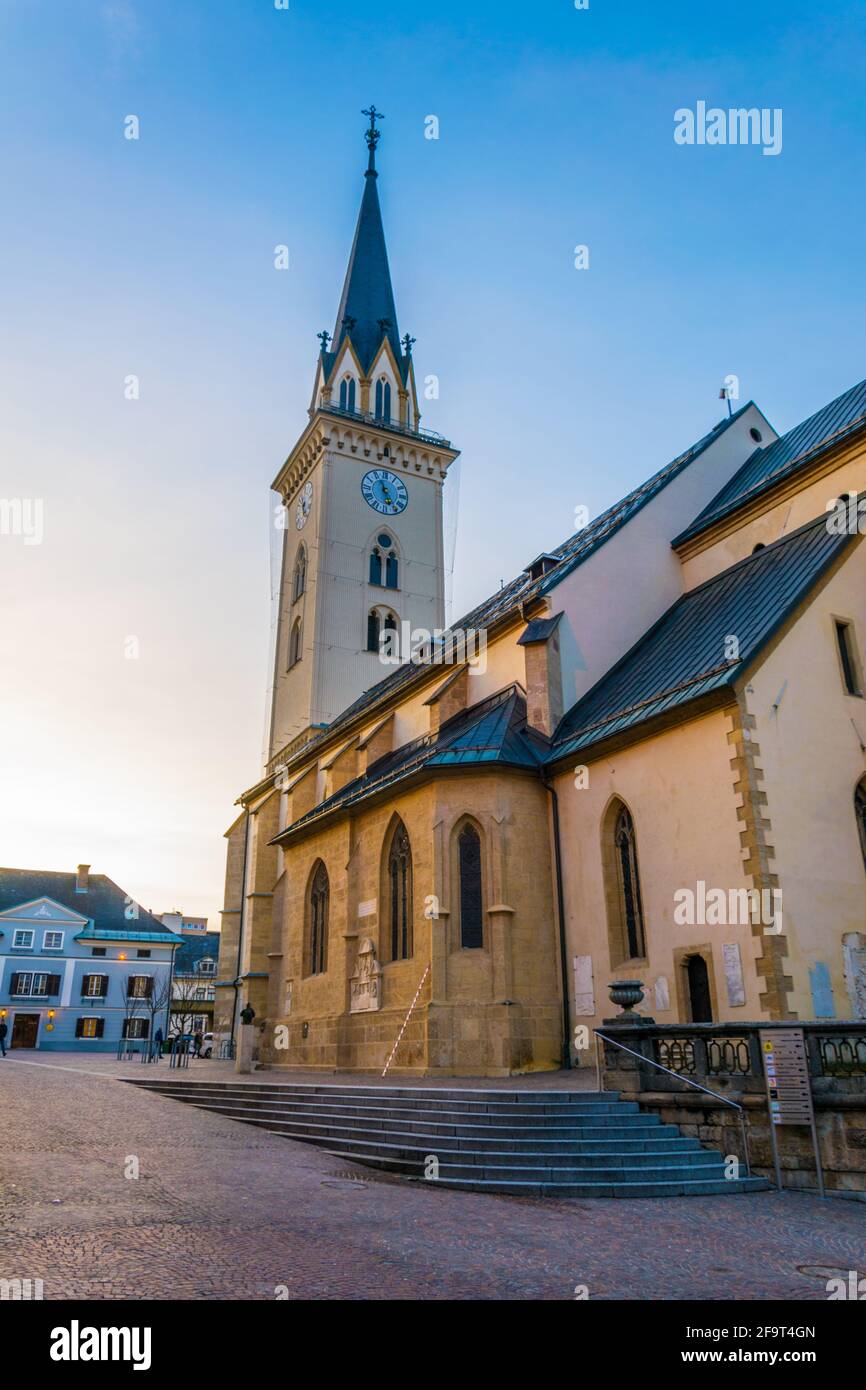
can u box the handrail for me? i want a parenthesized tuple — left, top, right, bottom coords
(595, 1029, 751, 1176)
(317, 401, 451, 448)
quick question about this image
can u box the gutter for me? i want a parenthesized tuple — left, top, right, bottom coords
(543, 772, 572, 1071)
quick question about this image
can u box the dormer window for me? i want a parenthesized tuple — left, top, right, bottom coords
(375, 378, 392, 422)
(524, 553, 559, 582)
(339, 377, 356, 412)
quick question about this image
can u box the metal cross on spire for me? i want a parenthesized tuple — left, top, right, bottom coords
(362, 104, 385, 173)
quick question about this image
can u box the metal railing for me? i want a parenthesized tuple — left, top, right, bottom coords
(317, 400, 451, 448)
(595, 1029, 751, 1176)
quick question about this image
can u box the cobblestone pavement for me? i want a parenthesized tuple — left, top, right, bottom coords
(1, 1053, 863, 1301)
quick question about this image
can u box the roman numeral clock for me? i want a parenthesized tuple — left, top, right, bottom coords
(361, 468, 409, 516)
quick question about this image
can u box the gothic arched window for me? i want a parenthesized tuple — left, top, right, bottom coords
(308, 861, 329, 976)
(369, 547, 383, 586)
(367, 609, 380, 653)
(383, 611, 397, 637)
(375, 378, 391, 421)
(458, 823, 483, 949)
(292, 544, 306, 602)
(855, 778, 866, 874)
(603, 800, 646, 965)
(385, 552, 398, 589)
(387, 820, 413, 961)
(288, 618, 302, 669)
(339, 377, 356, 412)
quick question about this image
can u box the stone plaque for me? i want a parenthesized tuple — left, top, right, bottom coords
(653, 975, 670, 1012)
(723, 942, 746, 1007)
(572, 955, 595, 1016)
(350, 937, 382, 1013)
(358, 899, 376, 918)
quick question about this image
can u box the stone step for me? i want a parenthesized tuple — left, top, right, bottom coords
(126, 1079, 617, 1112)
(324, 1149, 733, 1185)
(313, 1136, 717, 1169)
(406, 1174, 772, 1198)
(128, 1085, 635, 1121)
(172, 1100, 675, 1141)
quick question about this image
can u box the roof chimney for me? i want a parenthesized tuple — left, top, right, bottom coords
(75, 863, 90, 893)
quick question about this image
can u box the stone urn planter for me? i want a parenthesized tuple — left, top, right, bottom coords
(608, 980, 645, 1018)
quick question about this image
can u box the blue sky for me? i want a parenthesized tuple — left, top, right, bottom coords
(2, 0, 864, 920)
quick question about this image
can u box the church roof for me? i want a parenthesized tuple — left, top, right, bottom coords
(674, 375, 866, 547)
(274, 687, 545, 841)
(0, 868, 181, 942)
(548, 512, 859, 765)
(264, 405, 752, 778)
(330, 161, 408, 381)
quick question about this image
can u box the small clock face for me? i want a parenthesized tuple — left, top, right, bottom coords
(361, 469, 408, 516)
(295, 481, 313, 529)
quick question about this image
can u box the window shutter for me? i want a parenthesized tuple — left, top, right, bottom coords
(75, 1018, 84, 1038)
(9, 973, 20, 994)
(99, 974, 108, 997)
(46, 975, 61, 996)
(127, 977, 135, 998)
(95, 1018, 105, 1038)
(144, 977, 154, 999)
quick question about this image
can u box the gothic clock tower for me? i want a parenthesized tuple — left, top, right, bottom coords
(267, 109, 460, 764)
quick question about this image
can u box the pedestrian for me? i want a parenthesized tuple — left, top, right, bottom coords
(0, 1018, 7, 1057)
(193, 1027, 203, 1058)
(153, 1025, 164, 1062)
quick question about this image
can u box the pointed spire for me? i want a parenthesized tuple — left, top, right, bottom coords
(331, 108, 404, 378)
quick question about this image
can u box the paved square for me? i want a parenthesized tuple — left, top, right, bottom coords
(1, 1054, 863, 1300)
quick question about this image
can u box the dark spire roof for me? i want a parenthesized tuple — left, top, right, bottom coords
(330, 109, 404, 377)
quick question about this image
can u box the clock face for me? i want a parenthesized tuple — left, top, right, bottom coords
(361, 469, 408, 516)
(295, 481, 313, 530)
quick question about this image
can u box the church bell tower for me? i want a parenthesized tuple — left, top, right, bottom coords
(267, 108, 460, 764)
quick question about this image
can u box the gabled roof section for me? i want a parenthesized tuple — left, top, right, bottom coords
(0, 869, 181, 943)
(674, 376, 866, 547)
(274, 687, 544, 841)
(264, 406, 754, 781)
(549, 512, 859, 765)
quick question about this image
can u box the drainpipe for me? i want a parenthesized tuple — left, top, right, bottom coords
(230, 808, 252, 1051)
(544, 773, 572, 1070)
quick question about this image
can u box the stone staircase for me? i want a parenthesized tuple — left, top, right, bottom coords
(123, 1079, 770, 1197)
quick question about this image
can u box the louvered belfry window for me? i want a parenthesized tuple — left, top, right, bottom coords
(388, 821, 413, 960)
(614, 805, 646, 960)
(309, 862, 329, 975)
(458, 824, 483, 949)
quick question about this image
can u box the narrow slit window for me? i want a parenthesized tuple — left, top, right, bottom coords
(836, 621, 862, 696)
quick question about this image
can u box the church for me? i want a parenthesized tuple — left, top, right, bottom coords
(214, 112, 866, 1075)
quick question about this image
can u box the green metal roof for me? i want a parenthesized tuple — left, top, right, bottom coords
(675, 376, 866, 546)
(75, 928, 183, 945)
(549, 513, 859, 765)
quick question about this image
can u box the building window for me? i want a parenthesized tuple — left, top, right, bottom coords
(82, 974, 108, 999)
(76, 1017, 105, 1039)
(288, 618, 302, 669)
(11, 972, 59, 997)
(293, 544, 307, 602)
(197, 958, 215, 975)
(307, 861, 329, 976)
(367, 609, 381, 652)
(835, 620, 863, 697)
(122, 1017, 150, 1040)
(374, 378, 391, 421)
(369, 546, 383, 586)
(12, 930, 34, 949)
(458, 823, 484, 949)
(386, 820, 413, 961)
(855, 779, 866, 874)
(127, 976, 153, 999)
(385, 552, 398, 589)
(136, 949, 151, 959)
(42, 930, 64, 950)
(339, 376, 356, 412)
(604, 800, 647, 966)
(91, 947, 107, 957)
